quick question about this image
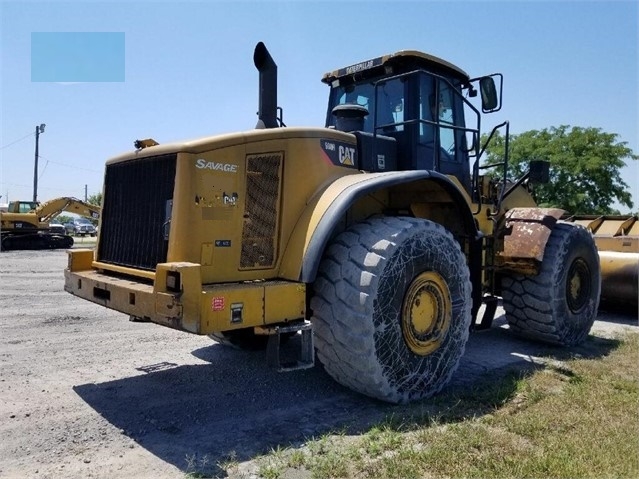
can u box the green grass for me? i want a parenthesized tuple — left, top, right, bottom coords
(240, 332, 639, 479)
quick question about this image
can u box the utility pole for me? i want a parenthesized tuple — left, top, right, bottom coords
(85, 184, 88, 202)
(33, 123, 46, 202)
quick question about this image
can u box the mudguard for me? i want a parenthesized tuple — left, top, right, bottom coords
(289, 170, 480, 283)
(499, 207, 565, 273)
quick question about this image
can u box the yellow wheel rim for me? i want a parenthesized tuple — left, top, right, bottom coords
(566, 258, 590, 313)
(401, 271, 452, 356)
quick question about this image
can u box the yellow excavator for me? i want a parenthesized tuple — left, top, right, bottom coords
(0, 197, 100, 250)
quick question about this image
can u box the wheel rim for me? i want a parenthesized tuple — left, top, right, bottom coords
(401, 271, 452, 356)
(566, 258, 591, 313)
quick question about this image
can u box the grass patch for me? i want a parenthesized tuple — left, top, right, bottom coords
(239, 333, 639, 479)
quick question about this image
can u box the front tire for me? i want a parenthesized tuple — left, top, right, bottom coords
(502, 222, 600, 346)
(311, 217, 472, 403)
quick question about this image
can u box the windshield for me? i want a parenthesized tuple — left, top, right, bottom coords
(326, 77, 405, 134)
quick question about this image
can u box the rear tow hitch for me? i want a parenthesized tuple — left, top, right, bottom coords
(259, 321, 314, 372)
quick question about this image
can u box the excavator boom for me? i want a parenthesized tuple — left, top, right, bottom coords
(36, 197, 101, 223)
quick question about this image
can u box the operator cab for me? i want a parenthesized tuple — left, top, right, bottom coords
(322, 50, 499, 196)
(8, 201, 39, 213)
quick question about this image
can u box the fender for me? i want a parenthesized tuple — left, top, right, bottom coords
(498, 207, 565, 274)
(281, 170, 480, 283)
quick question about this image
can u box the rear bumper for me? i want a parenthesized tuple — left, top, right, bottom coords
(64, 250, 306, 335)
(64, 254, 202, 333)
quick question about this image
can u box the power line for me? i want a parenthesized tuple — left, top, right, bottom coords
(38, 156, 102, 173)
(0, 132, 35, 150)
(39, 159, 49, 180)
(0, 180, 71, 192)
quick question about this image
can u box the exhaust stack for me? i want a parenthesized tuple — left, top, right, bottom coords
(254, 42, 278, 129)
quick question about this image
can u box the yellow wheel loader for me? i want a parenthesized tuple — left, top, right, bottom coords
(1, 197, 100, 250)
(65, 43, 633, 403)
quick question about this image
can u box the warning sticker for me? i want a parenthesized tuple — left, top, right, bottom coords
(212, 297, 225, 311)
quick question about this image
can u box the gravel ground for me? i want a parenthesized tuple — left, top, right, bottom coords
(1, 247, 636, 479)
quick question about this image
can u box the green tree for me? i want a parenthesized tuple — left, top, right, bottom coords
(87, 192, 102, 206)
(482, 125, 637, 215)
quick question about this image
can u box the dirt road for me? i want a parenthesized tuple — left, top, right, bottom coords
(1, 248, 636, 479)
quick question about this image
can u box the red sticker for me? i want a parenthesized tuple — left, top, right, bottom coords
(212, 297, 225, 311)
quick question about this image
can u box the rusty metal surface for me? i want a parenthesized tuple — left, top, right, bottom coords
(500, 207, 565, 264)
(505, 207, 564, 222)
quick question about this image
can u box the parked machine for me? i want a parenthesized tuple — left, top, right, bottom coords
(1, 197, 100, 250)
(563, 214, 638, 310)
(65, 43, 634, 403)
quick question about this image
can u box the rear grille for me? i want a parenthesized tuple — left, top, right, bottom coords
(98, 153, 176, 271)
(240, 153, 282, 269)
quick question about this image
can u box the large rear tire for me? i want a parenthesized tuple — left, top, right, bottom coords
(311, 217, 472, 403)
(502, 222, 600, 346)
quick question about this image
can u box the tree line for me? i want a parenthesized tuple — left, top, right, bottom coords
(482, 125, 637, 215)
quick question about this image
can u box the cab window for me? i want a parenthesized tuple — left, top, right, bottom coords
(328, 77, 404, 133)
(419, 75, 459, 163)
(18, 202, 37, 213)
(437, 81, 456, 157)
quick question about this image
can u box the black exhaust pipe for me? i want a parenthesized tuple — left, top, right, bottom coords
(254, 42, 278, 129)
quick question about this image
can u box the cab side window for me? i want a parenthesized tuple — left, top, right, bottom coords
(376, 78, 404, 132)
(419, 75, 458, 163)
(437, 81, 456, 160)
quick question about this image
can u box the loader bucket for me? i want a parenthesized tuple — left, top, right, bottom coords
(563, 215, 638, 312)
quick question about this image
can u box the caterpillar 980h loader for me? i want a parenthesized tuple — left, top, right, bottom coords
(1, 197, 100, 250)
(66, 42, 619, 403)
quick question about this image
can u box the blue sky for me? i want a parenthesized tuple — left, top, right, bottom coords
(31, 32, 125, 82)
(1, 0, 637, 212)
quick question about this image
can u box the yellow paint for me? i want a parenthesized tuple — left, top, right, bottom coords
(401, 271, 452, 356)
(201, 280, 306, 334)
(200, 243, 213, 266)
(67, 249, 94, 272)
(65, 254, 306, 335)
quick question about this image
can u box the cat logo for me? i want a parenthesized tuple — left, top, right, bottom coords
(339, 145, 355, 166)
(320, 138, 357, 168)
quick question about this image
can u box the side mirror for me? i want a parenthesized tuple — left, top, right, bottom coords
(480, 77, 498, 112)
(472, 73, 503, 113)
(529, 160, 550, 184)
